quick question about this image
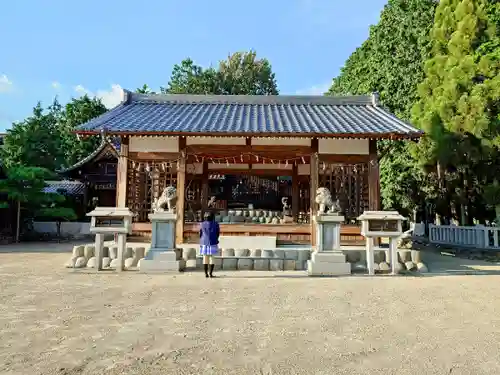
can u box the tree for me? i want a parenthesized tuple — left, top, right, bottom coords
(136, 84, 155, 94)
(1, 102, 62, 170)
(0, 166, 58, 242)
(163, 51, 279, 95)
(1, 95, 107, 171)
(37, 189, 77, 239)
(56, 95, 108, 168)
(328, 0, 438, 217)
(412, 0, 500, 224)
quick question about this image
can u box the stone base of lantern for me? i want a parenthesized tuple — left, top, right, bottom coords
(307, 251, 351, 276)
(139, 249, 185, 272)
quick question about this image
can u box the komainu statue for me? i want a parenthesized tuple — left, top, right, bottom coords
(315, 187, 341, 215)
(152, 186, 177, 213)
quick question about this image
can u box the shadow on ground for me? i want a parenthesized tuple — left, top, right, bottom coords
(422, 250, 500, 276)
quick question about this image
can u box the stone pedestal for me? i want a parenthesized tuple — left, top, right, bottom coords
(314, 214, 344, 252)
(140, 248, 185, 272)
(307, 251, 351, 276)
(140, 211, 184, 272)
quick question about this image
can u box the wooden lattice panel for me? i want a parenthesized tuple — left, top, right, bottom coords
(319, 163, 369, 222)
(127, 160, 177, 222)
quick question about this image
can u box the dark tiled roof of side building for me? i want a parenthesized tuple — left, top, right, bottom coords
(76, 91, 423, 139)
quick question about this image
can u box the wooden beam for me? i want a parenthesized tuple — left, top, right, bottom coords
(292, 163, 299, 221)
(116, 137, 129, 207)
(318, 154, 370, 163)
(368, 139, 380, 211)
(176, 138, 187, 244)
(128, 151, 180, 160)
(201, 161, 209, 217)
(309, 145, 319, 247)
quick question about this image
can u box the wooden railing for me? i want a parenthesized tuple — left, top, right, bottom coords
(428, 224, 500, 250)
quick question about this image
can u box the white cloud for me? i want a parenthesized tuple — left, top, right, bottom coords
(73, 83, 124, 109)
(51, 81, 61, 89)
(295, 82, 331, 96)
(0, 74, 13, 93)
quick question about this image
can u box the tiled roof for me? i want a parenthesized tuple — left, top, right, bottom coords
(77, 91, 422, 139)
(58, 138, 119, 173)
(43, 181, 86, 195)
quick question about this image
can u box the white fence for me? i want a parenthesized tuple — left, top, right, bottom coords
(428, 224, 500, 250)
(32, 221, 91, 237)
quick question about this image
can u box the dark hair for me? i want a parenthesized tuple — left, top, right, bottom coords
(203, 211, 215, 222)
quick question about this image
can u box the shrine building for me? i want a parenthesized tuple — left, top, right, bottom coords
(74, 90, 422, 246)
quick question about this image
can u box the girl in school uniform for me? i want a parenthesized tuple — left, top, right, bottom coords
(199, 211, 220, 278)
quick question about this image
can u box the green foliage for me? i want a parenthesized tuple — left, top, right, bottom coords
(413, 0, 500, 143)
(329, 0, 437, 120)
(136, 84, 155, 94)
(328, 0, 438, 215)
(163, 51, 279, 95)
(0, 166, 55, 205)
(1, 103, 62, 170)
(56, 95, 107, 167)
(1, 95, 107, 170)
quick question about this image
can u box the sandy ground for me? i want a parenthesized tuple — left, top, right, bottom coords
(2, 243, 500, 374)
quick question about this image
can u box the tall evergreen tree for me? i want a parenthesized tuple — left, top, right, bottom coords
(412, 0, 500, 224)
(328, 0, 438, 217)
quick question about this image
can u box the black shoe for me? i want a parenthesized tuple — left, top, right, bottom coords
(209, 264, 215, 278)
(204, 264, 209, 278)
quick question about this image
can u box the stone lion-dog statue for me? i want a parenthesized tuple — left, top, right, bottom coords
(315, 187, 341, 215)
(152, 186, 177, 213)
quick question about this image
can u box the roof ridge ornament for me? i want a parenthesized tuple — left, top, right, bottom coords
(371, 92, 380, 106)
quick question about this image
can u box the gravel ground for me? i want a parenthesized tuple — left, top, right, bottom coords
(2, 244, 500, 375)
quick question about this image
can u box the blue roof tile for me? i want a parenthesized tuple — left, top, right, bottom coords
(77, 91, 422, 138)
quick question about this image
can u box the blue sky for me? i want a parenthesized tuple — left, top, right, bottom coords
(0, 0, 387, 132)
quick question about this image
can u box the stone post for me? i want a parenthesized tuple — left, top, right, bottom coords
(140, 211, 185, 272)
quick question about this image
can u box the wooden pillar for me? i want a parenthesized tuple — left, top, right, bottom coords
(292, 163, 299, 222)
(368, 139, 380, 211)
(116, 137, 129, 207)
(201, 160, 209, 217)
(310, 138, 319, 247)
(176, 138, 186, 244)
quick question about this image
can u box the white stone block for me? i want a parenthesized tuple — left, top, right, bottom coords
(124, 257, 137, 269)
(417, 262, 428, 273)
(223, 258, 238, 270)
(405, 261, 417, 271)
(186, 259, 197, 268)
(234, 249, 249, 257)
(297, 250, 311, 261)
(72, 245, 84, 258)
(83, 245, 95, 260)
(102, 257, 111, 268)
(270, 259, 284, 271)
(155, 251, 180, 262)
(222, 248, 235, 257)
(74, 257, 87, 268)
(250, 249, 261, 257)
(238, 258, 253, 270)
(65, 256, 77, 268)
(254, 259, 269, 270)
(86, 257, 97, 268)
(139, 259, 186, 272)
(311, 252, 346, 263)
(307, 260, 351, 276)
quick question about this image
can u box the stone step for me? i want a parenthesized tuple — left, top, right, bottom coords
(139, 259, 185, 272)
(307, 260, 351, 276)
(311, 252, 346, 264)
